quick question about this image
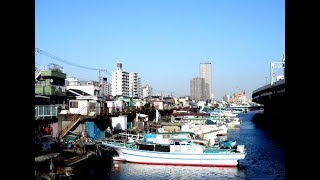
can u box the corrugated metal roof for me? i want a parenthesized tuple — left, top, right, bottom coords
(67, 89, 91, 96)
(35, 95, 50, 99)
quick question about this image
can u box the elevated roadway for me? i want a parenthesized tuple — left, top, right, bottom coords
(251, 79, 286, 134)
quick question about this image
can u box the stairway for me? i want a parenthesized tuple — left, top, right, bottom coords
(35, 71, 42, 82)
(58, 114, 82, 139)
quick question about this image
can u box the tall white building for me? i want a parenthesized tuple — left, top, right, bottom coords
(129, 72, 141, 98)
(199, 62, 212, 100)
(142, 84, 153, 98)
(137, 77, 142, 97)
(111, 63, 141, 98)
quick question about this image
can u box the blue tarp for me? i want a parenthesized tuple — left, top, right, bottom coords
(85, 121, 101, 140)
(223, 141, 233, 148)
(144, 133, 156, 143)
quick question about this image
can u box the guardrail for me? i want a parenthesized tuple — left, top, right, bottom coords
(252, 79, 285, 101)
(35, 105, 58, 120)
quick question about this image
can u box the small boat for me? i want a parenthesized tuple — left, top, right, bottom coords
(99, 134, 246, 167)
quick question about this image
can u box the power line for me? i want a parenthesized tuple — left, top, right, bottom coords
(35, 48, 188, 97)
(35, 47, 113, 84)
(35, 48, 104, 71)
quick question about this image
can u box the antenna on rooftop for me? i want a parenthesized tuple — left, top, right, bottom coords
(116, 57, 123, 64)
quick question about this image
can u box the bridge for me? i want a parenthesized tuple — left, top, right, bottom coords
(252, 79, 285, 105)
(251, 55, 286, 133)
(252, 53, 285, 107)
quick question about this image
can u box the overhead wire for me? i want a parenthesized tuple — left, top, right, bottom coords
(35, 48, 184, 97)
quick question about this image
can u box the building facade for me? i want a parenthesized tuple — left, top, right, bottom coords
(66, 77, 100, 96)
(111, 63, 141, 98)
(223, 94, 230, 103)
(142, 83, 153, 98)
(190, 77, 206, 101)
(100, 77, 111, 96)
(35, 63, 67, 105)
(129, 72, 141, 98)
(199, 62, 212, 100)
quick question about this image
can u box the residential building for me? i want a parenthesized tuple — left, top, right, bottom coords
(66, 77, 100, 96)
(142, 83, 153, 98)
(35, 63, 67, 106)
(129, 72, 141, 98)
(190, 77, 206, 101)
(199, 62, 212, 100)
(35, 63, 67, 138)
(111, 63, 142, 98)
(223, 94, 230, 103)
(100, 77, 111, 96)
(111, 63, 130, 97)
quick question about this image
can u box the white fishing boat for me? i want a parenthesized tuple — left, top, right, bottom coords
(99, 136, 246, 167)
(225, 118, 241, 128)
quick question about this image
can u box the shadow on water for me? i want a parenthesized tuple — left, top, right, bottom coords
(251, 110, 285, 145)
(229, 111, 285, 179)
(72, 155, 114, 180)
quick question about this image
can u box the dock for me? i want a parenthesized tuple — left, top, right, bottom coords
(64, 151, 96, 166)
(35, 153, 61, 163)
(34, 141, 105, 179)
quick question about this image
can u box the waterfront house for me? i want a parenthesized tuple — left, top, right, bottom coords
(35, 64, 67, 137)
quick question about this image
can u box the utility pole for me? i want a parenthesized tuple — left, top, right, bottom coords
(35, 48, 109, 95)
(98, 69, 107, 96)
(265, 77, 268, 85)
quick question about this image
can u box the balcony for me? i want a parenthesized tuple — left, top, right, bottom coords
(35, 85, 66, 96)
(35, 105, 58, 120)
(40, 70, 66, 79)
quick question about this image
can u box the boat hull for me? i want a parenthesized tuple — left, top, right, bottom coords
(103, 143, 245, 167)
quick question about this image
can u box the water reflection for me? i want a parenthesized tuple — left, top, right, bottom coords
(108, 161, 246, 180)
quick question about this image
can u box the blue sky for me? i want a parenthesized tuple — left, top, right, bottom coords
(35, 0, 285, 100)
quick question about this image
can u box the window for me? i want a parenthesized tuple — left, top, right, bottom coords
(69, 101, 78, 108)
(89, 102, 96, 111)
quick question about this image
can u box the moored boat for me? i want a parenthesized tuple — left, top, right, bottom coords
(99, 137, 246, 167)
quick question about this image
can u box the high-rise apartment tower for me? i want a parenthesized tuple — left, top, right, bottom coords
(111, 63, 141, 97)
(199, 62, 212, 100)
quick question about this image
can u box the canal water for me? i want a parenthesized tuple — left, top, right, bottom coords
(73, 110, 285, 180)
